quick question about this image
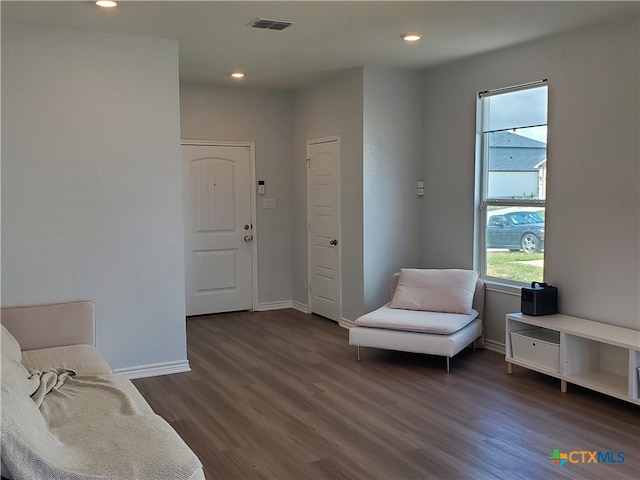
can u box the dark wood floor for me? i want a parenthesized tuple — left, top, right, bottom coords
(133, 309, 639, 480)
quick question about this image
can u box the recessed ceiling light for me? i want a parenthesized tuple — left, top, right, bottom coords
(230, 72, 245, 79)
(402, 33, 422, 42)
(96, 1, 118, 7)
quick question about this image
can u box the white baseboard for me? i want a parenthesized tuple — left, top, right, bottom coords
(484, 338, 505, 355)
(114, 360, 191, 380)
(255, 301, 315, 313)
(339, 317, 355, 329)
(291, 301, 310, 314)
(255, 301, 293, 311)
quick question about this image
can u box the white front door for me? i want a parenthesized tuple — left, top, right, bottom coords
(307, 137, 341, 322)
(183, 144, 254, 316)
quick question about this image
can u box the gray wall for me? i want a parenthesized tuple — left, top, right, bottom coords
(3, 13, 636, 369)
(1, 23, 187, 370)
(363, 67, 424, 311)
(291, 68, 364, 321)
(422, 14, 640, 343)
(179, 84, 294, 305)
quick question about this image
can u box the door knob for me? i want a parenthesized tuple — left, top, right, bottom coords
(244, 235, 253, 242)
(329, 239, 338, 246)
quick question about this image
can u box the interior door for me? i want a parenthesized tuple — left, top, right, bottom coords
(183, 144, 254, 316)
(307, 137, 341, 322)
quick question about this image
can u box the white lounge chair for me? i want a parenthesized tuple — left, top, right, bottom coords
(349, 269, 485, 372)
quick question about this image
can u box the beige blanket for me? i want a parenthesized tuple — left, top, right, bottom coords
(28, 368, 76, 407)
(1, 360, 201, 480)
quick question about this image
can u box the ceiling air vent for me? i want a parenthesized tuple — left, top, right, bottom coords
(250, 18, 295, 31)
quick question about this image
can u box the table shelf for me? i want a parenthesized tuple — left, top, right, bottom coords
(506, 312, 640, 405)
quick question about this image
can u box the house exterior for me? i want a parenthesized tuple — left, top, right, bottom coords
(487, 131, 547, 199)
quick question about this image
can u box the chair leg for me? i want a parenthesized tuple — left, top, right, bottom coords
(357, 346, 361, 362)
(446, 356, 450, 373)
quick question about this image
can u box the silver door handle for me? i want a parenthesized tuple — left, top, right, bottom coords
(244, 235, 253, 242)
(329, 239, 338, 246)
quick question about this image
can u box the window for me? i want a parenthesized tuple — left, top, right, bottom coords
(476, 80, 548, 285)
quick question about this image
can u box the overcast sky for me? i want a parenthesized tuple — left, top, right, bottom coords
(486, 86, 548, 143)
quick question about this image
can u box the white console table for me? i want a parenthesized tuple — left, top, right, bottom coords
(505, 312, 640, 405)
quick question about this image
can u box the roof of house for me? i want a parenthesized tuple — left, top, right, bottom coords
(489, 131, 546, 172)
(489, 131, 546, 148)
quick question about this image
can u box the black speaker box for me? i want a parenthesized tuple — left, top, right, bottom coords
(521, 282, 558, 316)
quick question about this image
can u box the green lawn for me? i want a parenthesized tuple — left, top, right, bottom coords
(487, 250, 544, 283)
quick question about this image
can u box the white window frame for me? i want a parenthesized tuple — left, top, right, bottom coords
(474, 80, 548, 290)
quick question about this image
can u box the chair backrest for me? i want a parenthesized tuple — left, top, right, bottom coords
(390, 271, 485, 318)
(1, 301, 96, 350)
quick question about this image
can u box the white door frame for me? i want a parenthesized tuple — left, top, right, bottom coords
(306, 135, 342, 320)
(181, 139, 258, 311)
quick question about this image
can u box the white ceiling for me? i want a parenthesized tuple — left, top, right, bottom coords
(2, 1, 636, 89)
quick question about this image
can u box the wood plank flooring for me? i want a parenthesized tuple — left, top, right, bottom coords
(133, 309, 639, 479)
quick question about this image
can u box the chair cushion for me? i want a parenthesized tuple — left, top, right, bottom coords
(1, 324, 23, 363)
(2, 324, 39, 398)
(389, 268, 478, 314)
(355, 304, 478, 334)
(22, 345, 112, 376)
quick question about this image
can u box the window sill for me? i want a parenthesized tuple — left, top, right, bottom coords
(483, 280, 522, 297)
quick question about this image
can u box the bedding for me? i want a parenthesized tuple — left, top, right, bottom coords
(1, 367, 201, 480)
(1, 307, 203, 480)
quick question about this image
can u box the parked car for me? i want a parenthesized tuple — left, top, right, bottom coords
(487, 210, 544, 253)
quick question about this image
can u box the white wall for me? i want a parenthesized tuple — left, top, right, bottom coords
(292, 68, 364, 321)
(1, 23, 187, 370)
(4, 13, 636, 363)
(489, 172, 539, 199)
(363, 67, 424, 311)
(422, 14, 640, 343)
(179, 84, 293, 305)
